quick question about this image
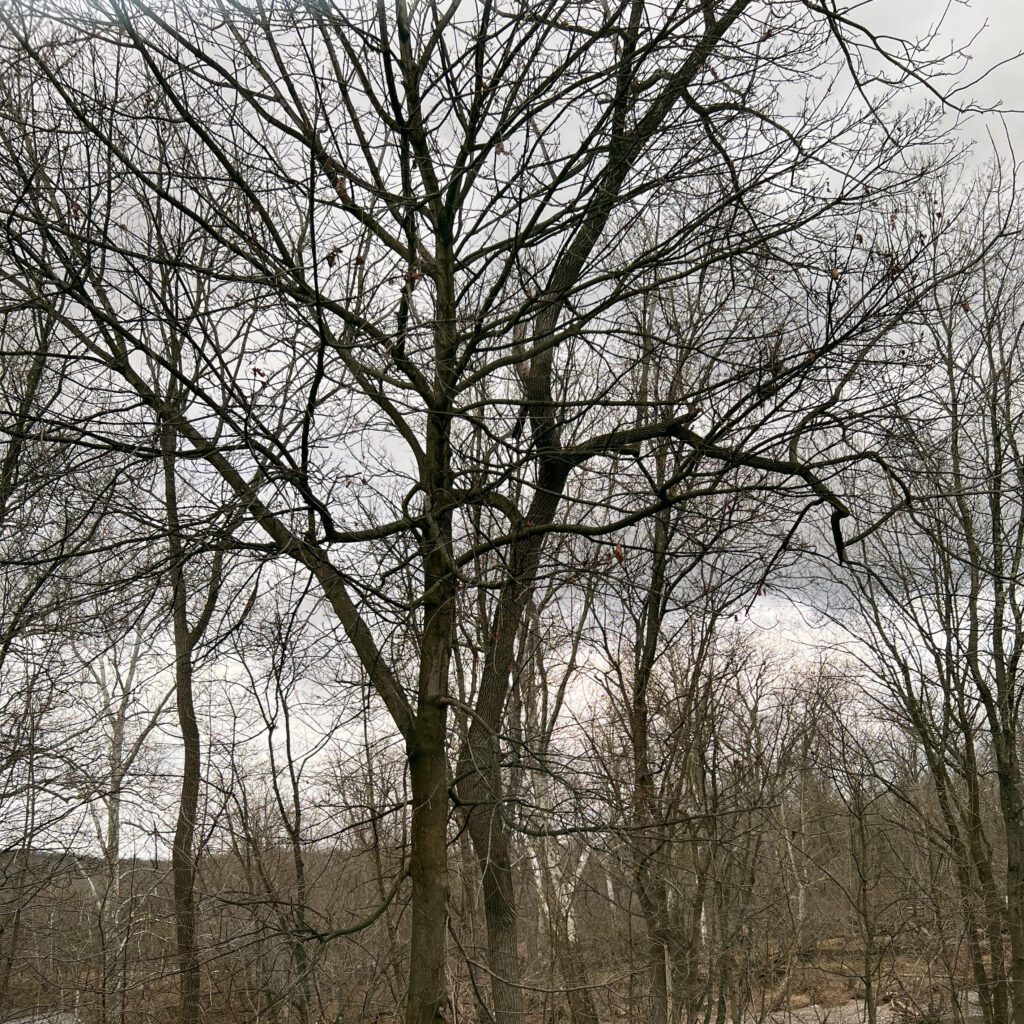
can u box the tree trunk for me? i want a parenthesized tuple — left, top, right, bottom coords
(465, 798, 523, 1024)
(995, 744, 1024, 1024)
(558, 934, 600, 1024)
(164, 424, 202, 1024)
(171, 611, 202, 1024)
(406, 700, 451, 1024)
(632, 500, 671, 1024)
(456, 458, 571, 1024)
(637, 868, 669, 1024)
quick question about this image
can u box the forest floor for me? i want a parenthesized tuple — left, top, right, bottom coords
(6, 1015, 82, 1024)
(776, 1001, 902, 1024)
(769, 995, 983, 1024)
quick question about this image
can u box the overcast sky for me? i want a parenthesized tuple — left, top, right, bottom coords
(889, 0, 1024, 153)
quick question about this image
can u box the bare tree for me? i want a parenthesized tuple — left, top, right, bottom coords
(831, 191, 1024, 1024)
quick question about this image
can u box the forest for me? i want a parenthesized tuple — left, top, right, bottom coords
(1, 3, 1023, 1024)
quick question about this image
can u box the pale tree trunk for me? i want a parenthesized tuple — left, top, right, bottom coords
(263, 680, 314, 1024)
(103, 766, 126, 1024)
(556, 886, 599, 1024)
(531, 803, 600, 1024)
(80, 790, 127, 1024)
(849, 793, 878, 1024)
(365, 737, 408, 1012)
(79, 635, 165, 1024)
(520, 581, 601, 1024)
(926, 743, 1006, 1024)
